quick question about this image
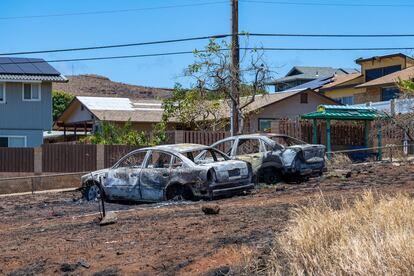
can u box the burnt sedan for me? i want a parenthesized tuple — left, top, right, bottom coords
(81, 144, 254, 202)
(211, 134, 326, 184)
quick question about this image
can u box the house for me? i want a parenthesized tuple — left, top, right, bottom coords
(56, 89, 338, 137)
(54, 96, 177, 136)
(319, 53, 414, 104)
(0, 57, 67, 147)
(268, 66, 358, 92)
(216, 89, 339, 132)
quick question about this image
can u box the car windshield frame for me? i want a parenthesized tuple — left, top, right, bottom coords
(191, 147, 230, 164)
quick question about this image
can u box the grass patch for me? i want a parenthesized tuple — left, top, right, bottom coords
(267, 191, 414, 275)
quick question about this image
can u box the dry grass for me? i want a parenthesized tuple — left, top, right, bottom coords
(326, 153, 352, 169)
(267, 191, 414, 276)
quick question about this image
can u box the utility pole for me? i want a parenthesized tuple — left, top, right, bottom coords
(230, 0, 240, 135)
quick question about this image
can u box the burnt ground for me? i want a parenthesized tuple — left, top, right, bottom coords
(1, 162, 414, 275)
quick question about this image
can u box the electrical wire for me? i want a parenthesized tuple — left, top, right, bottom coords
(0, 34, 230, 56)
(0, 1, 228, 20)
(2, 47, 414, 65)
(3, 33, 414, 56)
(241, 0, 414, 7)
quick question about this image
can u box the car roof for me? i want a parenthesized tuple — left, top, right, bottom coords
(225, 133, 289, 139)
(149, 143, 211, 153)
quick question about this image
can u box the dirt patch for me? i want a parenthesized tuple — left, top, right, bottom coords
(0, 162, 413, 275)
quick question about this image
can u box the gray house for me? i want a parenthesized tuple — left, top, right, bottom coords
(0, 57, 67, 147)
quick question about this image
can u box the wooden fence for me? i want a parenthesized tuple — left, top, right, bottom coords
(0, 130, 230, 173)
(0, 148, 34, 172)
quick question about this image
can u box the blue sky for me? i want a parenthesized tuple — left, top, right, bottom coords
(1, 0, 414, 89)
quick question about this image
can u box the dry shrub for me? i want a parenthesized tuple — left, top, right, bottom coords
(326, 153, 352, 169)
(268, 191, 414, 275)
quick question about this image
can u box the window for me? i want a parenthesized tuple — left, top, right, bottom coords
(338, 96, 354, 105)
(300, 93, 308, 104)
(146, 151, 172, 169)
(381, 87, 400, 101)
(171, 156, 185, 169)
(258, 119, 275, 132)
(0, 136, 26, 148)
(212, 140, 235, 156)
(365, 65, 401, 82)
(22, 83, 41, 101)
(0, 83, 5, 103)
(118, 151, 147, 168)
(236, 139, 261, 155)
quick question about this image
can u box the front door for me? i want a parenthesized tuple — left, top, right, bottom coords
(139, 150, 172, 202)
(105, 150, 148, 201)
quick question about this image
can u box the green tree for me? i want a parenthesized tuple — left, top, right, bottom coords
(52, 90, 74, 121)
(84, 120, 149, 146)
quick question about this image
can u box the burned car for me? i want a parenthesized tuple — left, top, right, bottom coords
(211, 134, 326, 184)
(81, 144, 254, 202)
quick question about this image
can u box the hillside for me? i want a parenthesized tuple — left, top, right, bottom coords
(53, 74, 173, 99)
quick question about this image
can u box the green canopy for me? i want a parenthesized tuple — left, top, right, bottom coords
(302, 105, 386, 121)
(301, 105, 385, 159)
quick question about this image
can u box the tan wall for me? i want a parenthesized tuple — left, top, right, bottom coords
(358, 56, 408, 76)
(354, 87, 381, 104)
(248, 92, 335, 132)
(323, 75, 365, 99)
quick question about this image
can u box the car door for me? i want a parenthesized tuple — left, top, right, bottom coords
(139, 150, 172, 202)
(105, 150, 148, 201)
(211, 138, 236, 157)
(234, 138, 264, 173)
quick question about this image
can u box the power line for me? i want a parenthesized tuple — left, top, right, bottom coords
(4, 33, 414, 56)
(241, 0, 414, 7)
(0, 34, 230, 56)
(0, 1, 228, 20)
(2, 47, 414, 66)
(249, 33, 414, 38)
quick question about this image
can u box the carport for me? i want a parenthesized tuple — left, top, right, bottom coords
(302, 105, 386, 159)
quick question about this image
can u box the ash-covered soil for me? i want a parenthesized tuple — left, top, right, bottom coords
(1, 162, 413, 275)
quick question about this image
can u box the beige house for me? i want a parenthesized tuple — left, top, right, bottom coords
(56, 90, 336, 136)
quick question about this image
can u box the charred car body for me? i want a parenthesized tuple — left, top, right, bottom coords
(211, 134, 326, 184)
(81, 144, 254, 202)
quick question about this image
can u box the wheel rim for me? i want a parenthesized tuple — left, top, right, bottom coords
(88, 185, 100, 200)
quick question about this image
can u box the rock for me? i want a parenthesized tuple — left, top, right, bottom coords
(60, 263, 79, 272)
(345, 171, 352, 178)
(275, 185, 286, 192)
(99, 212, 117, 226)
(78, 259, 90, 269)
(202, 204, 220, 215)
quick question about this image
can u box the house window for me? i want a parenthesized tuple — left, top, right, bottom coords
(338, 96, 354, 105)
(258, 119, 274, 132)
(0, 83, 5, 103)
(365, 65, 401, 82)
(381, 87, 400, 101)
(300, 93, 308, 104)
(0, 136, 27, 148)
(22, 83, 41, 101)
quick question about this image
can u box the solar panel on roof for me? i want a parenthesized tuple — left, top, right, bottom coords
(0, 57, 60, 75)
(31, 60, 60, 75)
(13, 58, 42, 75)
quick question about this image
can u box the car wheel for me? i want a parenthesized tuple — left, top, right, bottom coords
(263, 169, 282, 185)
(83, 183, 101, 201)
(167, 185, 193, 201)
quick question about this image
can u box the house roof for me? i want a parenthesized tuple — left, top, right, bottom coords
(356, 66, 414, 88)
(284, 75, 334, 92)
(319, 73, 363, 91)
(268, 66, 358, 85)
(355, 53, 414, 64)
(76, 96, 168, 123)
(0, 57, 67, 82)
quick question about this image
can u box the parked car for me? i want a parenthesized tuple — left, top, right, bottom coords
(81, 144, 254, 202)
(210, 134, 326, 184)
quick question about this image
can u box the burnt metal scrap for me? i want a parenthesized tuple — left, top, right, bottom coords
(81, 144, 254, 202)
(211, 134, 326, 184)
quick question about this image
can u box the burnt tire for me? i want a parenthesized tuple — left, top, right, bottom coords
(166, 185, 193, 201)
(262, 168, 282, 185)
(82, 183, 101, 201)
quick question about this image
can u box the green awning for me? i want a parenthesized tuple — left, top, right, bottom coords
(302, 105, 386, 121)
